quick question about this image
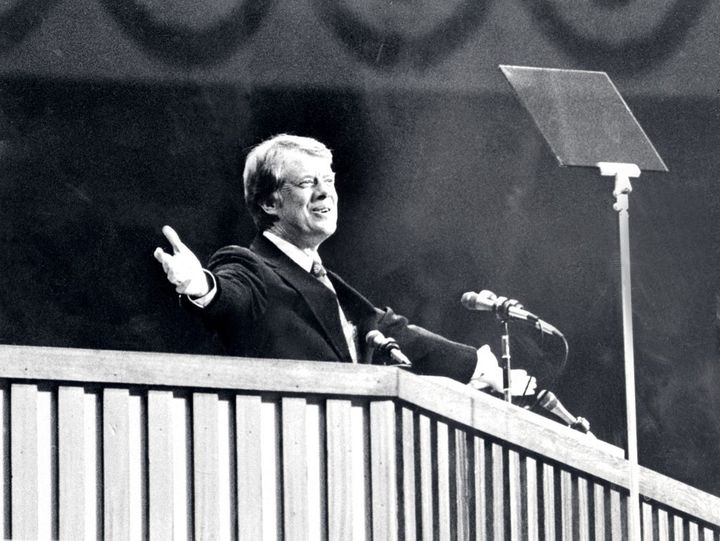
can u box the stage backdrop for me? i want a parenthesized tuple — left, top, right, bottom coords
(1, 0, 720, 496)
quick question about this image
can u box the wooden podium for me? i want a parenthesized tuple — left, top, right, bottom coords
(0, 345, 717, 539)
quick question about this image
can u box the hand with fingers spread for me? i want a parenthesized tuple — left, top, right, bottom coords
(153, 225, 209, 297)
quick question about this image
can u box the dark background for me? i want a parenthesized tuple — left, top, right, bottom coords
(1, 0, 720, 497)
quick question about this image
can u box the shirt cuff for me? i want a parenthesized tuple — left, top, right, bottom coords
(470, 344, 498, 389)
(186, 270, 217, 308)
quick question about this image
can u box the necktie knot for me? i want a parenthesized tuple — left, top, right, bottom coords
(311, 260, 327, 279)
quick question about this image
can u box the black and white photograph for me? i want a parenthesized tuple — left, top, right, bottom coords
(0, 0, 719, 538)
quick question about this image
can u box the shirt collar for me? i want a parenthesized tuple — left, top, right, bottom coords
(263, 231, 319, 273)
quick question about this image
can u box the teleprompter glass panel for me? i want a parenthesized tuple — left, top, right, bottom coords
(500, 65, 667, 172)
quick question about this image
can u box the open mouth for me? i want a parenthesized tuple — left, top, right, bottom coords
(312, 207, 332, 214)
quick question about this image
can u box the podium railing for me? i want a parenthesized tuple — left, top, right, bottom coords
(0, 345, 717, 539)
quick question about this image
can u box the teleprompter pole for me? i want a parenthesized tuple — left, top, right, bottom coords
(598, 161, 642, 541)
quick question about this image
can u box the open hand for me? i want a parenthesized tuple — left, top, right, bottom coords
(469, 345, 537, 397)
(153, 225, 208, 297)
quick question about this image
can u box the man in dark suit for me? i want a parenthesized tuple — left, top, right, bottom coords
(154, 134, 534, 392)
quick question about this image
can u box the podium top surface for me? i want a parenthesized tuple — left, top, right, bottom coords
(500, 65, 668, 172)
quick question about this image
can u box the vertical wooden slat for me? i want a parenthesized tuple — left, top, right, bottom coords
(236, 394, 263, 540)
(525, 456, 538, 541)
(128, 393, 146, 540)
(492, 442, 505, 540)
(103, 387, 131, 541)
(642, 501, 654, 541)
(542, 463, 556, 541)
(436, 421, 451, 541)
(508, 449, 521, 541)
(673, 514, 684, 540)
(305, 400, 324, 541)
(593, 483, 606, 541)
(217, 397, 234, 541)
(326, 399, 352, 540)
(656, 508, 669, 541)
(560, 470, 573, 541)
(370, 400, 398, 541)
(454, 429, 470, 541)
(172, 394, 191, 540)
(401, 407, 417, 541)
(85, 391, 101, 539)
(418, 414, 433, 541)
(702, 527, 714, 541)
(37, 388, 55, 539)
(59, 386, 86, 540)
(11, 383, 38, 540)
(282, 396, 308, 540)
(577, 476, 590, 541)
(688, 521, 699, 541)
(261, 399, 282, 541)
(350, 402, 370, 540)
(193, 392, 221, 540)
(148, 390, 174, 540)
(610, 487, 623, 540)
(473, 436, 487, 540)
(0, 382, 9, 540)
(14, 385, 55, 538)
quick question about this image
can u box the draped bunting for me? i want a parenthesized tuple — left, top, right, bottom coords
(0, 0, 59, 52)
(523, 0, 713, 74)
(0, 0, 711, 77)
(97, 0, 274, 65)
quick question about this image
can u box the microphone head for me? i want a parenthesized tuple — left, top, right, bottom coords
(537, 389, 557, 410)
(461, 290, 496, 311)
(536, 390, 578, 427)
(365, 330, 384, 346)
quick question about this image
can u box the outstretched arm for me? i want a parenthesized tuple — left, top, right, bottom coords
(374, 310, 535, 394)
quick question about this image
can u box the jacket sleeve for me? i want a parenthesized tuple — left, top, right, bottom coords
(183, 246, 268, 331)
(374, 307, 477, 383)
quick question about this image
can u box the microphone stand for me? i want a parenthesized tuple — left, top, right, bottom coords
(495, 296, 525, 403)
(500, 320, 512, 403)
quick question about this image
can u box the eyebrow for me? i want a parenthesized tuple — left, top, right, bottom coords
(296, 173, 335, 182)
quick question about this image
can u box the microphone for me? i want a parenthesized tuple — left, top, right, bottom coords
(365, 330, 411, 367)
(536, 390, 592, 435)
(461, 290, 562, 336)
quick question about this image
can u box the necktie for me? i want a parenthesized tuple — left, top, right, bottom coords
(310, 259, 358, 362)
(311, 260, 331, 286)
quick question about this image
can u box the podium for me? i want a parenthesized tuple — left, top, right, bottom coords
(0, 345, 717, 539)
(500, 65, 668, 540)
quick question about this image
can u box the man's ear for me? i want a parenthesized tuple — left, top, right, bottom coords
(260, 193, 280, 216)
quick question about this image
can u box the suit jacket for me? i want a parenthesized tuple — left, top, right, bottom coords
(186, 235, 477, 382)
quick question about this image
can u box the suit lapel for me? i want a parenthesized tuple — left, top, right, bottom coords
(327, 271, 380, 363)
(250, 235, 352, 362)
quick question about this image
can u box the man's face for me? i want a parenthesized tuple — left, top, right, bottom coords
(265, 150, 338, 250)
